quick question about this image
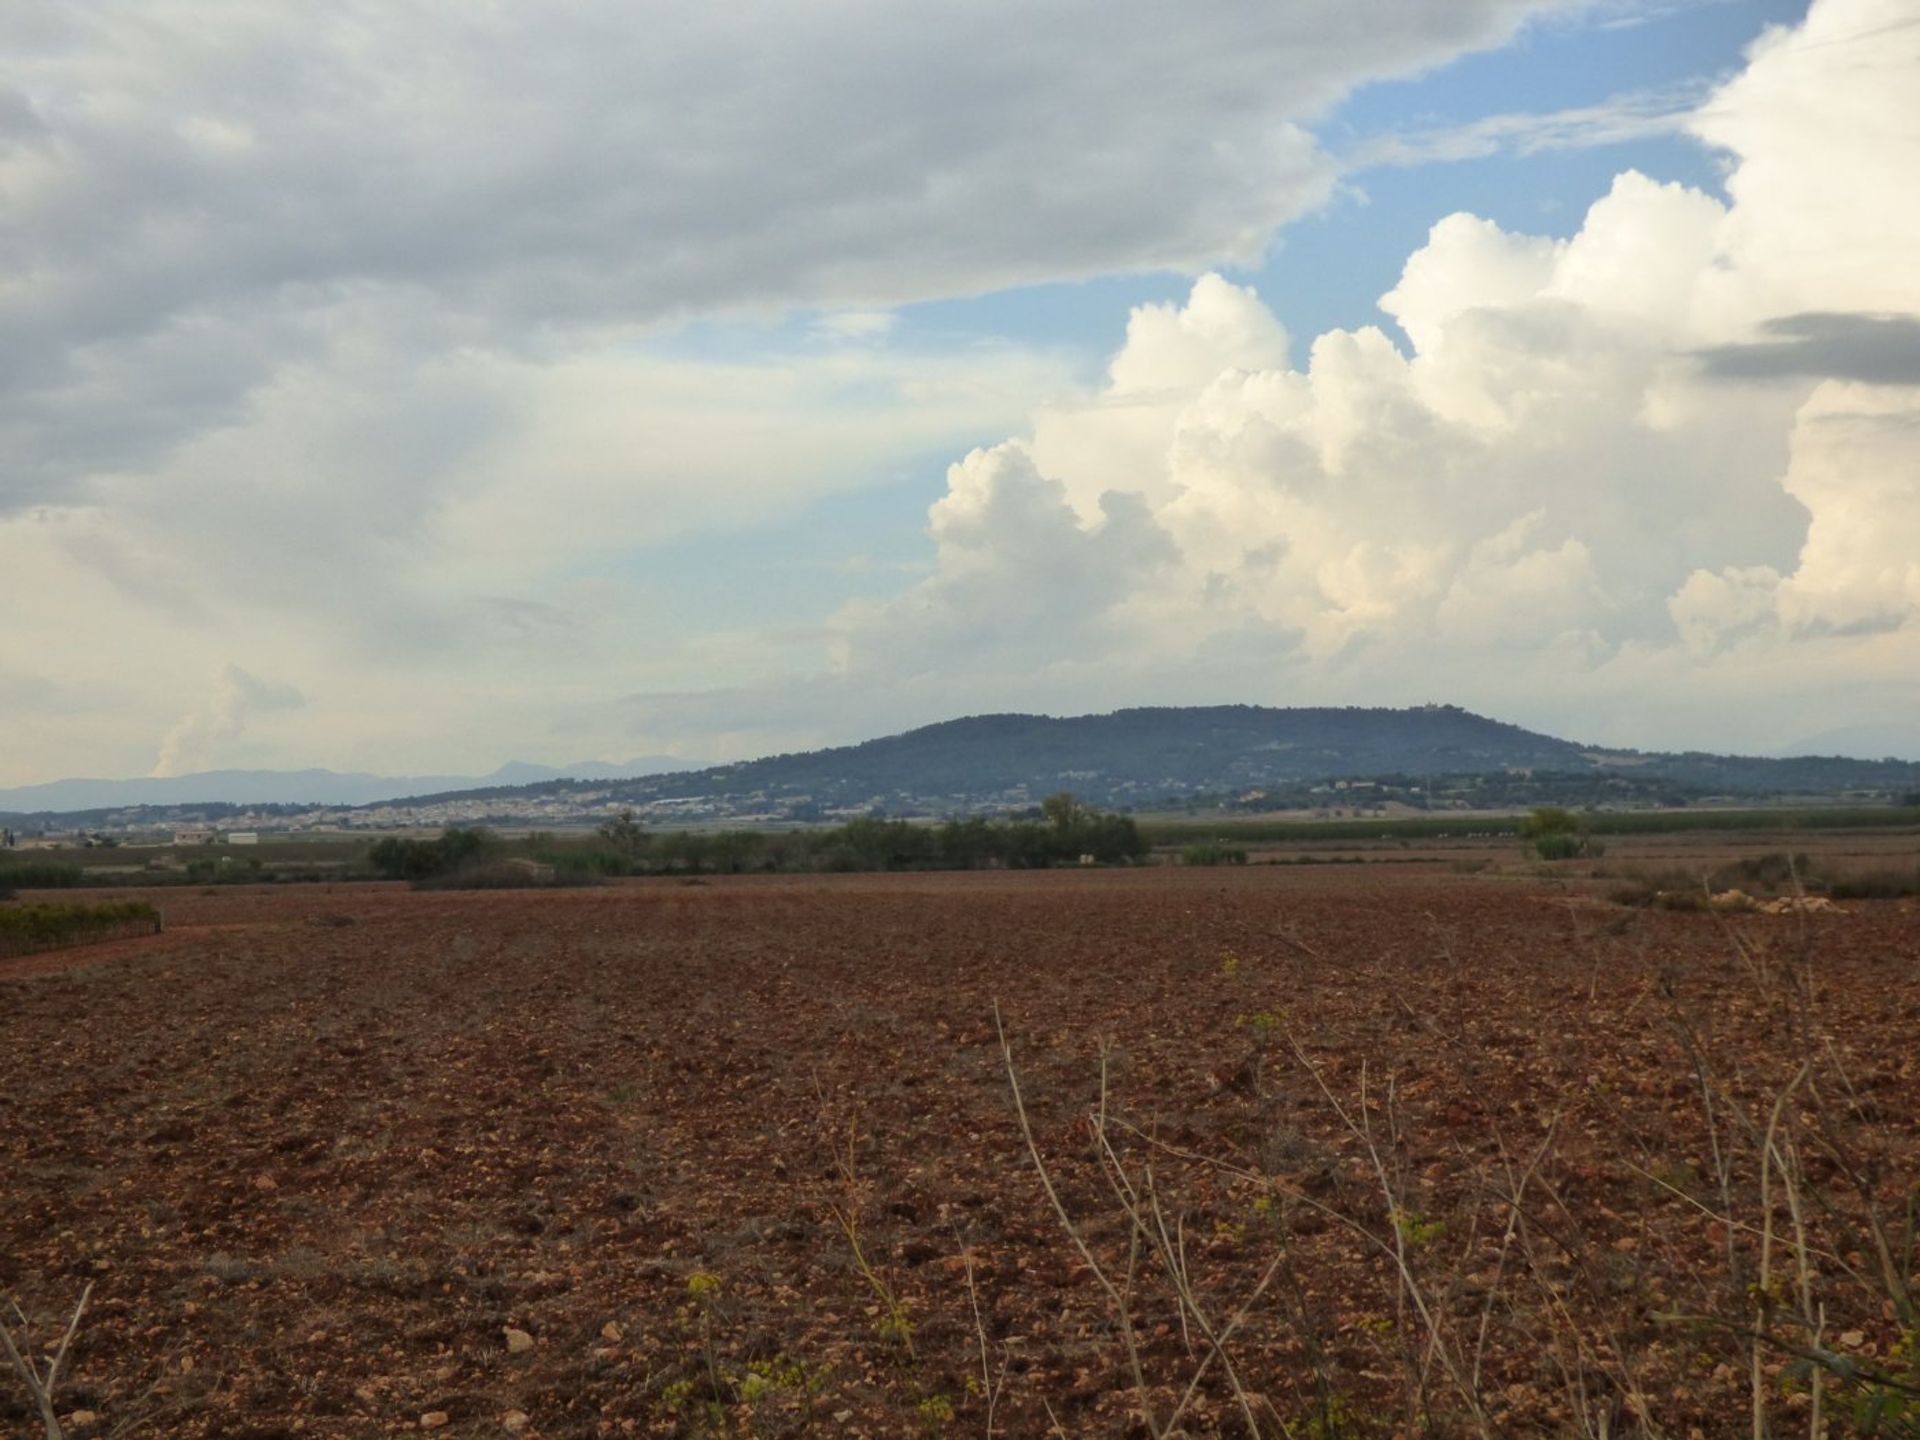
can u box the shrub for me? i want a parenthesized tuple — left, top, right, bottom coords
(1531, 831, 1587, 861)
(367, 827, 498, 881)
(1521, 806, 1603, 860)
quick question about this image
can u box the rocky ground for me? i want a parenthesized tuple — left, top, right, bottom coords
(3, 866, 1917, 1437)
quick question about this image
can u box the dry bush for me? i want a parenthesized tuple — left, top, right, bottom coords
(2, 1283, 93, 1440)
(992, 926, 1920, 1437)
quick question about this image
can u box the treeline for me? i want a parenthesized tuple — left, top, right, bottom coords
(0, 860, 84, 896)
(365, 826, 498, 881)
(0, 900, 162, 958)
(1144, 804, 1920, 847)
(367, 796, 1148, 885)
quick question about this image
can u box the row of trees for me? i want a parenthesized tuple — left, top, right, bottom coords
(584, 792, 1149, 875)
(359, 794, 1150, 884)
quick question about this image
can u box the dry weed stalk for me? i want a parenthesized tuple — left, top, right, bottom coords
(993, 899, 1920, 1439)
(956, 1232, 1009, 1438)
(821, 1116, 917, 1362)
(1, 1282, 94, 1440)
(1646, 933, 1920, 1440)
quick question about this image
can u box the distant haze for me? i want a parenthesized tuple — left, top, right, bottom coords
(0, 759, 686, 814)
(1783, 726, 1920, 764)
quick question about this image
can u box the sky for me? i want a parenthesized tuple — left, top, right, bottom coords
(5, 0, 1920, 785)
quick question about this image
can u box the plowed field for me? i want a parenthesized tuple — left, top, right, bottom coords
(4, 868, 1918, 1438)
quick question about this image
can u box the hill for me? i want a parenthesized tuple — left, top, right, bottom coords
(385, 704, 1920, 820)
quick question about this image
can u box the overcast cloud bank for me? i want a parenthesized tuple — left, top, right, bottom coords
(3, 0, 1917, 781)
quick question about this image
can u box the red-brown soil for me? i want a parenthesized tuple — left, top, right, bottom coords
(3, 868, 1917, 1438)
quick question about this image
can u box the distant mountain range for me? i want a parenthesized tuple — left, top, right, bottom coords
(0, 757, 685, 816)
(1783, 723, 1920, 763)
(6, 707, 1918, 830)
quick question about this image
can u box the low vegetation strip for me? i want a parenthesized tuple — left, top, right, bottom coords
(0, 860, 83, 892)
(1144, 802, 1920, 846)
(0, 901, 162, 958)
(369, 796, 1152, 885)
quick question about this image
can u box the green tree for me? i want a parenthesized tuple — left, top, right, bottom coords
(1042, 792, 1089, 834)
(598, 809, 647, 857)
(1520, 806, 1601, 860)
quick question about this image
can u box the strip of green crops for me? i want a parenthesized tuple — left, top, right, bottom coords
(1141, 806, 1920, 846)
(0, 900, 163, 957)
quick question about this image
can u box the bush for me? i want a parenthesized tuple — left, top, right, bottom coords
(1521, 806, 1603, 860)
(1531, 832, 1586, 861)
(367, 827, 498, 881)
(0, 900, 162, 957)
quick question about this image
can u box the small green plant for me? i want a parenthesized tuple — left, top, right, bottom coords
(1235, 1008, 1286, 1042)
(1298, 1390, 1367, 1440)
(739, 1354, 830, 1404)
(656, 1376, 727, 1434)
(875, 1311, 914, 1349)
(680, 1270, 727, 1422)
(1390, 1209, 1447, 1249)
(915, 1392, 955, 1438)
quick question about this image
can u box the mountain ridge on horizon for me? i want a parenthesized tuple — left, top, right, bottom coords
(6, 704, 1919, 825)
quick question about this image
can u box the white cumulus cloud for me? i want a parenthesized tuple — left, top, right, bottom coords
(823, 0, 1920, 752)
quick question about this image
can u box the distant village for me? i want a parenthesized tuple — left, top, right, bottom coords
(0, 773, 1475, 847)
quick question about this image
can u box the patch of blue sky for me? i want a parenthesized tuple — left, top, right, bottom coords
(1334, 0, 1807, 134)
(903, 0, 1812, 362)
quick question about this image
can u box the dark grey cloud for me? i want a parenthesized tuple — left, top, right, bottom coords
(0, 0, 1571, 516)
(1696, 312, 1920, 385)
